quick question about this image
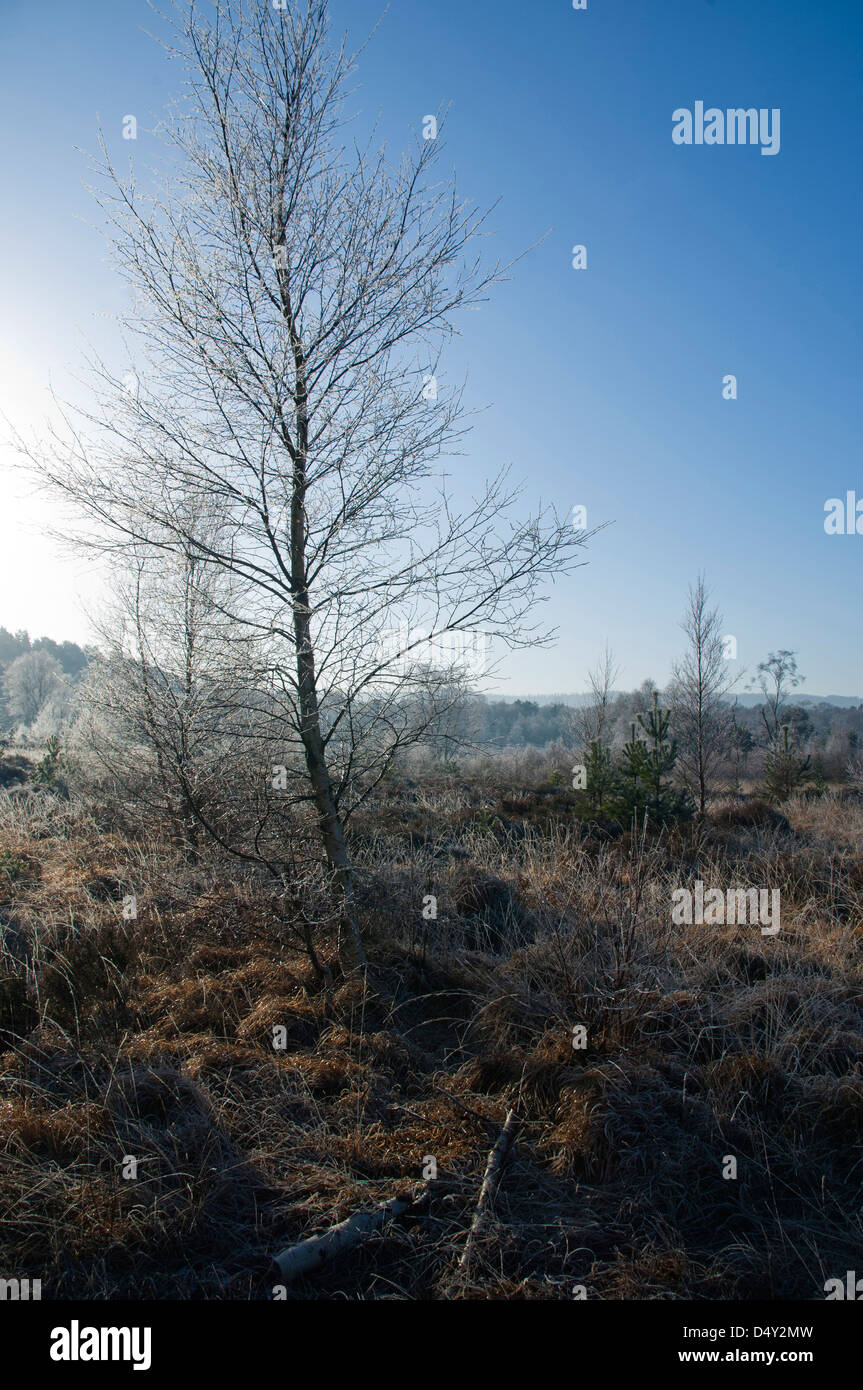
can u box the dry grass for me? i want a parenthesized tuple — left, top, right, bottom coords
(1, 776, 862, 1299)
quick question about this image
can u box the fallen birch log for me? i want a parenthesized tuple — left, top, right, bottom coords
(273, 1185, 426, 1284)
(458, 1108, 518, 1272)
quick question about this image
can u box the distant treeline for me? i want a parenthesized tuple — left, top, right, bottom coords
(1, 628, 862, 775)
(0, 628, 89, 677)
(467, 686, 863, 759)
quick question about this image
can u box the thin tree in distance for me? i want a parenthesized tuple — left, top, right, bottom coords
(748, 650, 808, 802)
(668, 575, 739, 819)
(572, 645, 618, 816)
(24, 0, 592, 969)
(748, 650, 805, 741)
(573, 644, 619, 747)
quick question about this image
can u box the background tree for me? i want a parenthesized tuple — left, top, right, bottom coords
(846, 750, 863, 794)
(28, 0, 589, 968)
(579, 737, 615, 817)
(727, 699, 753, 792)
(636, 690, 686, 823)
(2, 650, 64, 727)
(571, 646, 618, 816)
(572, 645, 618, 747)
(748, 649, 805, 741)
(29, 685, 76, 744)
(615, 720, 648, 819)
(0, 629, 31, 667)
(763, 723, 810, 802)
(668, 576, 737, 817)
(77, 534, 265, 861)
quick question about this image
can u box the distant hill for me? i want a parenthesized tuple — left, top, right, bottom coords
(483, 691, 624, 708)
(793, 695, 863, 708)
(487, 691, 863, 709)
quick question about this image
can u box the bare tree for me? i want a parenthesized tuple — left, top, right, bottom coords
(846, 753, 863, 794)
(3, 650, 64, 727)
(568, 645, 618, 814)
(748, 649, 804, 742)
(572, 644, 618, 748)
(668, 576, 737, 818)
(25, 0, 590, 969)
(77, 532, 264, 859)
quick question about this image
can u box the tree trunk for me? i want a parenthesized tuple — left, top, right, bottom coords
(457, 1108, 518, 1273)
(272, 1187, 424, 1284)
(283, 271, 366, 973)
(295, 648, 367, 972)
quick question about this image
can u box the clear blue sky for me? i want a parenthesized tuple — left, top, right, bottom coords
(1, 0, 861, 695)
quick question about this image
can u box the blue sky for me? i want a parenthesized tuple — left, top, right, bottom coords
(1, 0, 861, 694)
